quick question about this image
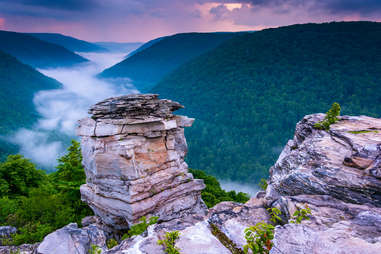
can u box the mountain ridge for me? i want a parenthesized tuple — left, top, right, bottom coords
(29, 33, 106, 53)
(151, 21, 381, 182)
(99, 32, 237, 91)
(0, 30, 88, 68)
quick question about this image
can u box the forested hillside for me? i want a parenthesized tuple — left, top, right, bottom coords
(151, 21, 381, 182)
(0, 30, 88, 68)
(99, 32, 236, 91)
(29, 33, 106, 52)
(0, 50, 61, 160)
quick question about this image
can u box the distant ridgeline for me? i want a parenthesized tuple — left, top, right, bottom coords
(99, 32, 237, 91)
(28, 33, 107, 53)
(0, 30, 88, 68)
(0, 50, 61, 161)
(151, 21, 381, 182)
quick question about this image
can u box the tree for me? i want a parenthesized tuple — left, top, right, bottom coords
(51, 140, 92, 222)
(0, 155, 45, 197)
(314, 102, 341, 130)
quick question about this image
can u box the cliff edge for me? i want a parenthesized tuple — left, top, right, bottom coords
(12, 97, 380, 254)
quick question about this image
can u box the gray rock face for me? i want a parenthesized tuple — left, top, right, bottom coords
(0, 244, 39, 254)
(0, 226, 16, 241)
(37, 223, 106, 254)
(266, 114, 381, 254)
(77, 94, 207, 230)
(268, 114, 381, 206)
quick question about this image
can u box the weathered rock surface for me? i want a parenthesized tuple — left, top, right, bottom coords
(37, 223, 106, 254)
(18, 100, 380, 254)
(77, 94, 207, 230)
(0, 243, 39, 254)
(266, 114, 381, 254)
(0, 226, 17, 246)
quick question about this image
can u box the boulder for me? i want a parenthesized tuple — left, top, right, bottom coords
(37, 223, 106, 254)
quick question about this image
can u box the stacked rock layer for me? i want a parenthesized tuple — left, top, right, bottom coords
(77, 94, 207, 230)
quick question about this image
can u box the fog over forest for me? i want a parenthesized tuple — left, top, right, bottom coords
(7, 50, 258, 195)
(10, 51, 138, 169)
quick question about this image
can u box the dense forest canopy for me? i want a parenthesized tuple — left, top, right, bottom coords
(0, 50, 61, 161)
(100, 32, 236, 91)
(0, 30, 88, 68)
(151, 21, 381, 182)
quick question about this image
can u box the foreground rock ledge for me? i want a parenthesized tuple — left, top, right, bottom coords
(77, 94, 207, 230)
(9, 111, 381, 254)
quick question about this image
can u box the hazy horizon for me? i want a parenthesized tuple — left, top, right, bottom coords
(1, 0, 381, 42)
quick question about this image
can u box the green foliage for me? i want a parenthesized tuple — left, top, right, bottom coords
(89, 245, 102, 254)
(267, 208, 282, 225)
(258, 179, 268, 191)
(0, 155, 45, 197)
(314, 102, 341, 130)
(107, 238, 118, 249)
(50, 140, 92, 221)
(101, 32, 235, 91)
(151, 22, 381, 183)
(289, 204, 312, 224)
(122, 216, 159, 240)
(0, 141, 92, 245)
(243, 222, 275, 254)
(11, 222, 53, 245)
(189, 169, 249, 208)
(348, 130, 378, 134)
(157, 231, 181, 254)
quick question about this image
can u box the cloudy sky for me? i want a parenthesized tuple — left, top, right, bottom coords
(0, 0, 380, 42)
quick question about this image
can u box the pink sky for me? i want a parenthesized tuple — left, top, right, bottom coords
(0, 1, 380, 42)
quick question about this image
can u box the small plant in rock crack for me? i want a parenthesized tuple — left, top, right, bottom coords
(313, 102, 341, 130)
(259, 178, 268, 191)
(121, 216, 159, 240)
(243, 222, 275, 254)
(289, 204, 312, 224)
(106, 238, 118, 249)
(267, 207, 282, 225)
(88, 245, 102, 254)
(157, 231, 181, 254)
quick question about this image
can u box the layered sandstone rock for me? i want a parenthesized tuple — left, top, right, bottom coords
(266, 114, 381, 253)
(19, 107, 381, 254)
(77, 94, 207, 230)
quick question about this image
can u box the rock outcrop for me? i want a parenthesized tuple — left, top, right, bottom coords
(0, 226, 16, 244)
(18, 99, 381, 254)
(106, 113, 381, 253)
(77, 94, 207, 231)
(266, 114, 381, 253)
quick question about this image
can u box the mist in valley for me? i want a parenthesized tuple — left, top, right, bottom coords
(9, 51, 138, 169)
(6, 49, 260, 195)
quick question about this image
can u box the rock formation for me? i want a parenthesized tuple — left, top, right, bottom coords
(77, 94, 207, 231)
(103, 113, 381, 253)
(266, 114, 381, 253)
(10, 98, 381, 254)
